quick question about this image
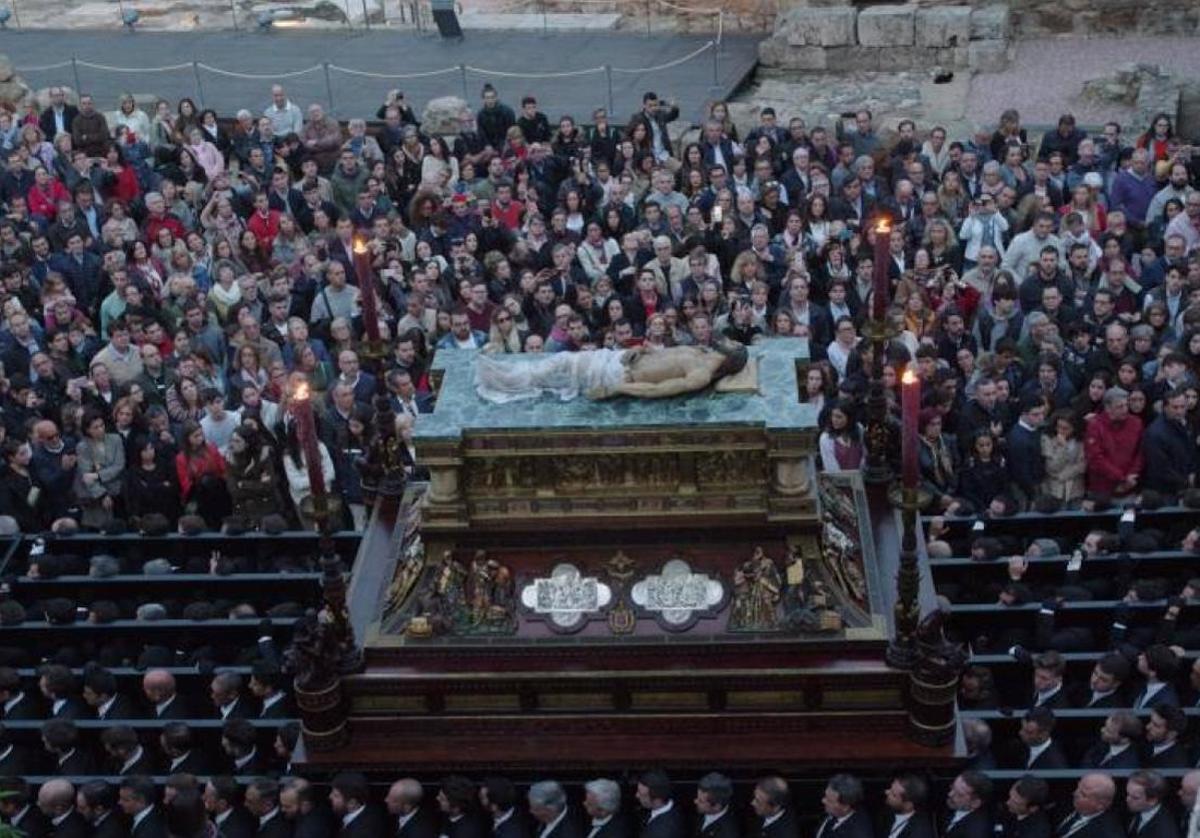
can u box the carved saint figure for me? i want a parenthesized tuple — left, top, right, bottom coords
(729, 547, 782, 631)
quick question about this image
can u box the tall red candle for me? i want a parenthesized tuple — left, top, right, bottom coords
(871, 219, 891, 322)
(901, 368, 920, 490)
(352, 238, 381, 343)
(292, 382, 326, 503)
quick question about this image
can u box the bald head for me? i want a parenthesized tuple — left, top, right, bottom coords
(1074, 774, 1115, 816)
(143, 669, 177, 703)
(39, 778, 75, 816)
(386, 779, 424, 815)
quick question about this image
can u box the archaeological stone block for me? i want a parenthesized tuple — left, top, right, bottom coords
(857, 5, 916, 46)
(915, 6, 971, 47)
(776, 6, 856, 46)
(969, 5, 1010, 40)
(968, 39, 1010, 72)
(824, 46, 881, 72)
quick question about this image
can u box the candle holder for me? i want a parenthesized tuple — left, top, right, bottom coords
(861, 316, 897, 485)
(885, 482, 930, 670)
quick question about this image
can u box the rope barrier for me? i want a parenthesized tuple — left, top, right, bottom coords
(327, 64, 461, 80)
(195, 62, 324, 80)
(17, 61, 75, 73)
(75, 59, 193, 73)
(464, 64, 605, 79)
(610, 40, 713, 73)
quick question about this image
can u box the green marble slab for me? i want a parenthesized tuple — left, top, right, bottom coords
(415, 339, 817, 441)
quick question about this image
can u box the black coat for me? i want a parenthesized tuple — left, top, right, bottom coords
(944, 809, 991, 838)
(1142, 415, 1198, 494)
(1000, 814, 1050, 838)
(1054, 811, 1123, 838)
(592, 816, 633, 838)
(11, 805, 52, 838)
(166, 748, 212, 776)
(117, 748, 157, 777)
(890, 813, 935, 838)
(1146, 741, 1190, 770)
(259, 693, 296, 719)
(1079, 742, 1140, 770)
(48, 697, 88, 721)
(216, 807, 258, 838)
(758, 810, 800, 838)
(131, 806, 170, 838)
(96, 693, 140, 721)
(0, 691, 46, 720)
(92, 812, 127, 838)
(1019, 740, 1070, 771)
(700, 811, 741, 838)
(294, 808, 338, 838)
(51, 810, 91, 838)
(544, 811, 585, 838)
(1130, 808, 1180, 838)
(641, 806, 688, 838)
(153, 694, 191, 719)
(340, 806, 388, 838)
(257, 811, 294, 838)
(0, 743, 36, 776)
(447, 813, 490, 838)
(55, 748, 98, 775)
(817, 811, 873, 838)
(496, 813, 533, 838)
(400, 809, 440, 838)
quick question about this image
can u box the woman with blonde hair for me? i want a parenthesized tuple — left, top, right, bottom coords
(112, 93, 151, 143)
(484, 306, 525, 354)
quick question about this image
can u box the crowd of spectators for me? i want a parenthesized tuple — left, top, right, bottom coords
(1, 79, 1198, 530)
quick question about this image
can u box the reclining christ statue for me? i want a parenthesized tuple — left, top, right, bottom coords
(475, 343, 749, 404)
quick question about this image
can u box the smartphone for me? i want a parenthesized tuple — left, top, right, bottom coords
(712, 205, 723, 223)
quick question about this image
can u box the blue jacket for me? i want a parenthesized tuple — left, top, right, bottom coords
(436, 331, 487, 350)
(1006, 422, 1045, 497)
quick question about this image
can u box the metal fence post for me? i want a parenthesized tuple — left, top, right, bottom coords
(362, 0, 371, 29)
(229, 0, 238, 30)
(323, 62, 336, 115)
(192, 61, 206, 109)
(645, 0, 651, 35)
(10, 0, 20, 28)
(541, 0, 547, 36)
(605, 65, 614, 118)
(459, 64, 468, 100)
(70, 57, 82, 97)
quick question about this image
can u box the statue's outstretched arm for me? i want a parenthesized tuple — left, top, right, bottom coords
(607, 367, 711, 399)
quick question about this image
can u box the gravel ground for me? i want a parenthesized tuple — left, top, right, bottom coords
(967, 35, 1200, 128)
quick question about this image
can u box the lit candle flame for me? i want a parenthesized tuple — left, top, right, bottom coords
(294, 382, 311, 401)
(352, 237, 368, 255)
(901, 369, 917, 385)
(875, 219, 891, 234)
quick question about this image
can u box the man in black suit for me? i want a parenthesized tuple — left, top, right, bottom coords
(1014, 707, 1070, 770)
(82, 666, 138, 721)
(1179, 772, 1200, 837)
(1126, 772, 1179, 838)
(1029, 651, 1070, 709)
(0, 723, 35, 776)
(161, 721, 211, 776)
(212, 672, 258, 721)
(437, 776, 488, 838)
(999, 777, 1050, 838)
(39, 87, 78, 140)
(944, 772, 993, 838)
(636, 771, 686, 838)
(1, 778, 51, 838)
(222, 718, 264, 775)
(103, 724, 154, 776)
(0, 666, 45, 720)
(41, 719, 96, 775)
(331, 772, 385, 838)
(583, 779, 629, 838)
(250, 663, 295, 720)
(245, 778, 291, 838)
(1145, 706, 1190, 769)
(143, 669, 190, 719)
(77, 781, 125, 838)
(205, 776, 257, 838)
(1080, 711, 1142, 770)
(882, 775, 934, 838)
(694, 773, 739, 838)
(1054, 774, 1121, 838)
(1076, 653, 1131, 709)
(750, 776, 798, 838)
(483, 777, 531, 838)
(386, 778, 438, 838)
(530, 781, 583, 838)
(37, 665, 87, 721)
(1134, 646, 1182, 710)
(120, 776, 169, 838)
(37, 779, 89, 838)
(815, 775, 873, 838)
(282, 778, 336, 838)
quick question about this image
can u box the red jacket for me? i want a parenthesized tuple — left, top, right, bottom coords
(1084, 411, 1143, 495)
(27, 179, 70, 221)
(175, 444, 226, 500)
(144, 212, 186, 243)
(247, 209, 282, 249)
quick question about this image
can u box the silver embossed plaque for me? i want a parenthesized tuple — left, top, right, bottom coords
(521, 564, 612, 630)
(631, 558, 725, 627)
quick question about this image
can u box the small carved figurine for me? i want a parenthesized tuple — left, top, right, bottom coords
(729, 547, 782, 631)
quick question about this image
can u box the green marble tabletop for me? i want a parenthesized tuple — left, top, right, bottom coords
(415, 339, 818, 441)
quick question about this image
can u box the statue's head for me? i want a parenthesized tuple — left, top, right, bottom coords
(714, 342, 749, 379)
